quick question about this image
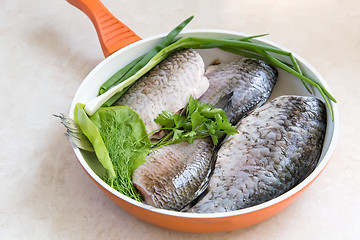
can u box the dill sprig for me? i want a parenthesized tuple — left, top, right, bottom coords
(98, 114, 143, 201)
(73, 104, 151, 201)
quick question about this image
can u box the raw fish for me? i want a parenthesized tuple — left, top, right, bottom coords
(189, 95, 327, 213)
(115, 49, 209, 139)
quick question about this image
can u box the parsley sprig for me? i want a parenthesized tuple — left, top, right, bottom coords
(152, 96, 238, 148)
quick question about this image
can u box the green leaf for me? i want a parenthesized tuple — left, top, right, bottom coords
(191, 111, 205, 129)
(187, 95, 198, 115)
(195, 123, 208, 133)
(210, 134, 219, 146)
(74, 103, 116, 182)
(90, 106, 151, 174)
(173, 114, 187, 128)
(208, 121, 217, 135)
(173, 129, 184, 141)
(183, 130, 197, 144)
(215, 113, 239, 135)
(154, 110, 174, 128)
(75, 103, 151, 201)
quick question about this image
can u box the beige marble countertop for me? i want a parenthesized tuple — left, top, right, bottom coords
(1, 0, 359, 239)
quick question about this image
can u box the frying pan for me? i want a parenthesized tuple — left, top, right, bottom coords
(66, 0, 339, 233)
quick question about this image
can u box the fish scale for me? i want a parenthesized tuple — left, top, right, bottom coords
(189, 95, 327, 213)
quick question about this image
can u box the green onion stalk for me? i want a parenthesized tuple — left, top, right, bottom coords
(85, 16, 336, 120)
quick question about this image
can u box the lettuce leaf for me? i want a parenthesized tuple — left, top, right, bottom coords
(74, 103, 150, 201)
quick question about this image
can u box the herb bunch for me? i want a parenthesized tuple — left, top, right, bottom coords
(152, 96, 238, 149)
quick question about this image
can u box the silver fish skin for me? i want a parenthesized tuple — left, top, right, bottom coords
(189, 95, 327, 213)
(132, 138, 214, 211)
(199, 58, 278, 125)
(115, 49, 209, 139)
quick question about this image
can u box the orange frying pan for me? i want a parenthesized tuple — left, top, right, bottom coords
(65, 0, 339, 233)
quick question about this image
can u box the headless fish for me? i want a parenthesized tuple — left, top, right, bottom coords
(189, 95, 327, 213)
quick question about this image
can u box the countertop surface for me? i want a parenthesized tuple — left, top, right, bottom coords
(1, 0, 359, 239)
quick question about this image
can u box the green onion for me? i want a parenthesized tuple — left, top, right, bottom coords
(99, 54, 143, 95)
(85, 17, 336, 120)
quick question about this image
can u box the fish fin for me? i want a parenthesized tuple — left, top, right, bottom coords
(213, 92, 234, 113)
(54, 114, 94, 152)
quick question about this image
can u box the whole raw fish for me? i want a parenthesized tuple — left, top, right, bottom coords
(115, 49, 209, 139)
(132, 57, 278, 211)
(189, 95, 327, 213)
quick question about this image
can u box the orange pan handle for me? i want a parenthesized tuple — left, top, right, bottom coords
(66, 0, 142, 57)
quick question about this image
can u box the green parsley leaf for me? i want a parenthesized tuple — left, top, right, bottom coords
(152, 95, 238, 149)
(154, 110, 174, 128)
(190, 111, 205, 129)
(172, 129, 184, 141)
(173, 114, 187, 128)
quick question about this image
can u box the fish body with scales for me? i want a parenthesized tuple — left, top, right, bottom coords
(115, 49, 209, 139)
(189, 95, 327, 213)
(132, 138, 214, 211)
(132, 57, 278, 211)
(200, 58, 278, 125)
